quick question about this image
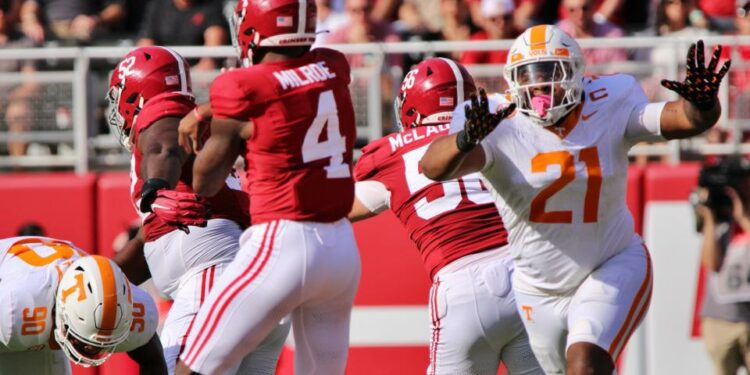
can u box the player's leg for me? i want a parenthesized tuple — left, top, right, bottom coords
(512, 281, 570, 375)
(161, 264, 222, 373)
(427, 254, 536, 374)
(179, 220, 296, 374)
(565, 242, 652, 375)
(235, 318, 292, 375)
(291, 219, 361, 375)
(476, 258, 542, 374)
(143, 218, 241, 298)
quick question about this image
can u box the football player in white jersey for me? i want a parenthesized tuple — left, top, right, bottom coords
(420, 24, 730, 374)
(0, 236, 165, 375)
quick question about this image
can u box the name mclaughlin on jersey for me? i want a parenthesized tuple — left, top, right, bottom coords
(273, 61, 337, 90)
(388, 124, 450, 152)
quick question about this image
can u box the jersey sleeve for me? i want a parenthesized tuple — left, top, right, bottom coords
(114, 284, 158, 353)
(133, 94, 195, 142)
(613, 74, 667, 145)
(355, 181, 391, 213)
(210, 70, 261, 120)
(0, 286, 53, 352)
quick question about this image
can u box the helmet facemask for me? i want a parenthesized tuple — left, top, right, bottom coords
(105, 83, 132, 152)
(54, 311, 119, 367)
(506, 59, 583, 127)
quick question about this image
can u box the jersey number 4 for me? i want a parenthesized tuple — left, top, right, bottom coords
(302, 90, 350, 179)
(403, 145, 493, 220)
(530, 147, 602, 223)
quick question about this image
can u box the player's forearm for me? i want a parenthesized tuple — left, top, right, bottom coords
(192, 143, 236, 197)
(660, 99, 720, 139)
(113, 228, 150, 285)
(143, 145, 186, 188)
(128, 334, 168, 375)
(420, 134, 471, 181)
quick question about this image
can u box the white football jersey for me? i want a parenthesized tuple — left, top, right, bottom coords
(0, 237, 158, 373)
(450, 74, 665, 293)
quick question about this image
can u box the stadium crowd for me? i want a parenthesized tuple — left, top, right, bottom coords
(0, 0, 748, 162)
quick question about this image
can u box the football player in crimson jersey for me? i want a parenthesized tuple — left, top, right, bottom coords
(0, 237, 165, 375)
(348, 57, 542, 375)
(421, 25, 731, 374)
(175, 1, 360, 374)
(107, 46, 290, 375)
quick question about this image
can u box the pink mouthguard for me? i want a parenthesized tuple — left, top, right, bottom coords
(530, 94, 552, 118)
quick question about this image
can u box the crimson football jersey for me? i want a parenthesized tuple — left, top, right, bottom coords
(130, 93, 250, 242)
(354, 125, 508, 278)
(210, 48, 355, 224)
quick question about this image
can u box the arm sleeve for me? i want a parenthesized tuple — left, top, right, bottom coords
(114, 284, 159, 353)
(625, 102, 667, 144)
(355, 181, 391, 213)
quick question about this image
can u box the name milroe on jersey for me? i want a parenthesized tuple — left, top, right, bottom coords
(389, 124, 450, 152)
(273, 61, 337, 90)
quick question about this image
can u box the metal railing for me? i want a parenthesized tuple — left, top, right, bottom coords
(1, 34, 749, 172)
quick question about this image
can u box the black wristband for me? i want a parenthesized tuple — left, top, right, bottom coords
(455, 130, 475, 153)
(140, 178, 170, 213)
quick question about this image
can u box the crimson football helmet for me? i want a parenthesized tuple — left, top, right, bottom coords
(394, 57, 477, 131)
(106, 46, 193, 151)
(230, 0, 317, 67)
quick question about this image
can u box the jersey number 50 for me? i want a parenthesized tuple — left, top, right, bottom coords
(403, 145, 493, 220)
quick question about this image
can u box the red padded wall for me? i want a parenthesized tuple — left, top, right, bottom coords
(0, 173, 96, 250)
(96, 172, 138, 258)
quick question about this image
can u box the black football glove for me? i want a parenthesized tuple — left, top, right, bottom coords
(661, 40, 731, 111)
(456, 88, 516, 152)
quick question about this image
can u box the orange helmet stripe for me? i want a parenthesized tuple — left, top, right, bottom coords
(529, 25, 547, 53)
(92, 255, 118, 334)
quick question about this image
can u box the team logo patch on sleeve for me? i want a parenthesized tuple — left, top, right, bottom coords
(439, 97, 454, 107)
(276, 16, 293, 27)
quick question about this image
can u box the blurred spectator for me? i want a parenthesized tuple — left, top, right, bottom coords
(647, 0, 712, 100)
(315, 0, 347, 45)
(726, 0, 750, 119)
(18, 0, 126, 44)
(695, 156, 750, 375)
(16, 221, 45, 236)
(0, 2, 39, 159)
(556, 0, 628, 67)
(371, 0, 401, 22)
(654, 0, 711, 36)
(699, 0, 736, 32)
(137, 0, 228, 70)
(460, 0, 517, 65)
(396, 0, 444, 33)
(327, 0, 401, 44)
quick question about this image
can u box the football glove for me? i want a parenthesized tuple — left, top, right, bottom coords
(456, 88, 516, 152)
(150, 190, 209, 233)
(661, 40, 731, 111)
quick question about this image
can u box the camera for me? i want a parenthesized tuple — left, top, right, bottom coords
(692, 156, 750, 232)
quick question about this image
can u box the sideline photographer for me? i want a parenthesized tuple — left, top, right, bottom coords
(695, 155, 750, 375)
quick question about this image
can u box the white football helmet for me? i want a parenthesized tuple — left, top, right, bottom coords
(504, 24, 586, 127)
(54, 255, 133, 367)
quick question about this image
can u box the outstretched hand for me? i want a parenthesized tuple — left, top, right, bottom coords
(661, 40, 731, 111)
(456, 88, 515, 152)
